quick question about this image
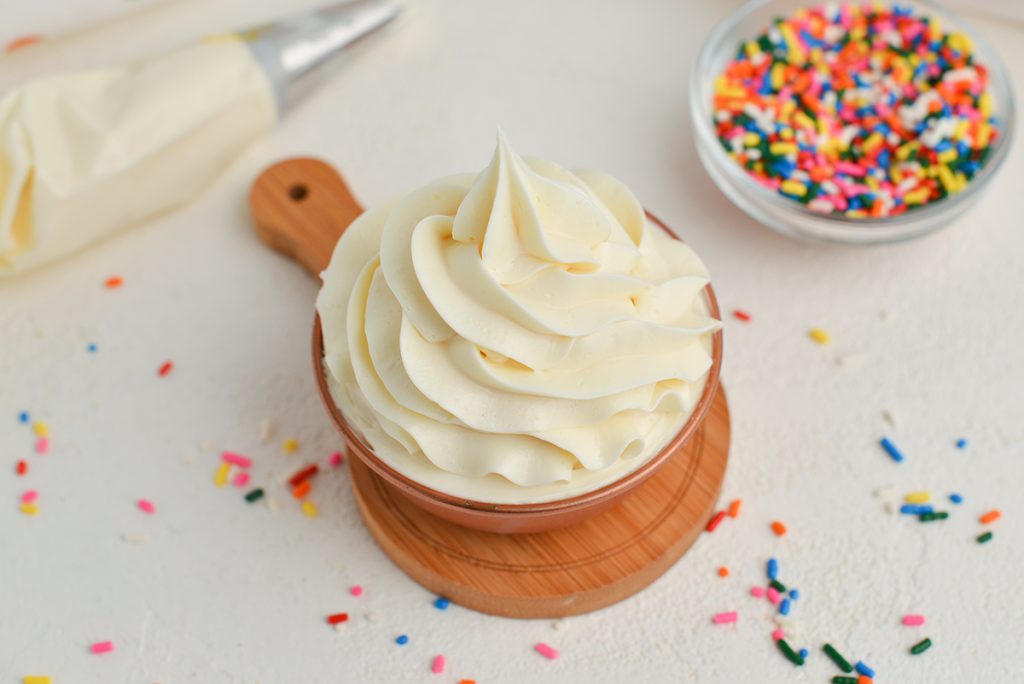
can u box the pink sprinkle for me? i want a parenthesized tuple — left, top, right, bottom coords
(90, 641, 114, 655)
(767, 587, 781, 605)
(137, 499, 156, 515)
(535, 642, 559, 660)
(21, 490, 38, 503)
(903, 614, 925, 626)
(750, 586, 766, 598)
(712, 611, 738, 625)
(431, 654, 446, 674)
(221, 451, 252, 468)
(350, 585, 363, 597)
(232, 471, 250, 487)
(35, 437, 49, 454)
(771, 628, 785, 641)
(329, 451, 344, 467)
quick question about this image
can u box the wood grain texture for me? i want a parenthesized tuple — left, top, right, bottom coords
(348, 388, 730, 618)
(249, 156, 732, 618)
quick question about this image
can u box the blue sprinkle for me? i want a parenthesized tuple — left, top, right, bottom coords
(855, 661, 876, 678)
(395, 634, 408, 645)
(433, 597, 450, 610)
(900, 504, 934, 515)
(18, 411, 30, 423)
(880, 437, 905, 463)
(87, 343, 98, 353)
(799, 648, 809, 659)
(950, 493, 964, 504)
(779, 598, 791, 616)
(789, 589, 799, 600)
(767, 558, 779, 580)
(956, 438, 968, 449)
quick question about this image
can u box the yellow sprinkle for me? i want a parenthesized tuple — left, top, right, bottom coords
(282, 438, 299, 454)
(904, 188, 931, 205)
(892, 167, 904, 184)
(780, 180, 807, 197)
(937, 165, 959, 194)
(24, 677, 53, 684)
(979, 92, 992, 119)
(770, 142, 798, 156)
(302, 501, 318, 518)
(779, 128, 795, 141)
(865, 175, 881, 191)
(937, 149, 958, 165)
(201, 32, 241, 45)
(977, 123, 992, 148)
(955, 171, 968, 192)
(862, 132, 884, 154)
(953, 119, 970, 141)
(33, 421, 48, 438)
(905, 491, 931, 504)
(793, 111, 815, 131)
(780, 100, 797, 122)
(808, 328, 831, 345)
(743, 133, 761, 147)
(213, 462, 231, 487)
(846, 209, 868, 219)
(770, 63, 785, 91)
(20, 502, 39, 516)
(744, 40, 761, 58)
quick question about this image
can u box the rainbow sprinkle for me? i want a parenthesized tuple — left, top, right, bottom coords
(712, 3, 999, 218)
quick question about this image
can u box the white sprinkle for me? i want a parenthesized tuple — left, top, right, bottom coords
(199, 439, 216, 452)
(882, 409, 898, 427)
(121, 532, 151, 545)
(836, 353, 865, 370)
(181, 451, 198, 465)
(259, 418, 276, 443)
(552, 619, 568, 631)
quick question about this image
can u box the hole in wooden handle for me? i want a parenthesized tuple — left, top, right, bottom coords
(289, 184, 309, 202)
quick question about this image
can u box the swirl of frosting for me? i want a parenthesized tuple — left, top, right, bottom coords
(316, 133, 720, 504)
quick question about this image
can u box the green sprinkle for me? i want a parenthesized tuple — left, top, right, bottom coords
(823, 643, 854, 673)
(910, 637, 933, 655)
(777, 638, 805, 666)
(977, 531, 993, 544)
(770, 579, 787, 593)
(244, 488, 265, 503)
(918, 511, 949, 522)
(832, 677, 859, 684)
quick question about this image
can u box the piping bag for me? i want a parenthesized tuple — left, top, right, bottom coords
(0, 0, 400, 277)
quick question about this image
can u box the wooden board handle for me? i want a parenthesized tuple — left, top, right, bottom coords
(249, 158, 365, 276)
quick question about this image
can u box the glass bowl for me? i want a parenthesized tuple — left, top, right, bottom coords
(690, 0, 1015, 245)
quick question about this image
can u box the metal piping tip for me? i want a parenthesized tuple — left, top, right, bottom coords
(245, 0, 401, 113)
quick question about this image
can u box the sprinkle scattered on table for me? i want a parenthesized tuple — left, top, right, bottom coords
(222, 451, 253, 468)
(350, 585, 364, 597)
(18, 411, 30, 423)
(157, 360, 174, 377)
(232, 471, 250, 487)
(431, 654, 446, 674)
(244, 488, 265, 503)
(282, 438, 300, 454)
(23, 676, 52, 684)
(717, 566, 729, 578)
(902, 615, 925, 626)
(137, 498, 156, 515)
(213, 463, 231, 487)
(87, 342, 98, 353)
(90, 640, 115, 655)
(395, 634, 409, 646)
(434, 597, 450, 610)
(534, 642, 560, 660)
(956, 438, 968, 449)
(732, 309, 752, 322)
(824, 643, 853, 673)
(808, 328, 831, 345)
(980, 509, 1001, 525)
(949, 493, 963, 504)
(329, 451, 344, 467)
(727, 498, 742, 518)
(35, 437, 49, 454)
(326, 613, 349, 626)
(33, 421, 49, 438)
(770, 520, 788, 536)
(977, 531, 993, 544)
(16, 460, 28, 476)
(776, 638, 804, 666)
(301, 501, 318, 517)
(104, 275, 123, 288)
(879, 436, 905, 463)
(854, 660, 875, 678)
(712, 611, 738, 625)
(706, 510, 727, 532)
(910, 637, 932, 655)
(121, 532, 151, 545)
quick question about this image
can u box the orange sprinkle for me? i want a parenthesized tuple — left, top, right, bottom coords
(727, 499, 742, 518)
(5, 34, 43, 53)
(980, 510, 1001, 525)
(292, 480, 311, 499)
(105, 276, 124, 289)
(717, 566, 729, 578)
(770, 521, 788, 537)
(458, 680, 477, 684)
(858, 676, 873, 684)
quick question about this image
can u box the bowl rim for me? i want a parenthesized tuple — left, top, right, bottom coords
(312, 211, 724, 514)
(688, 0, 1017, 237)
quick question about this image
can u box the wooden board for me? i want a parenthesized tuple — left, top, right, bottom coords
(249, 157, 732, 618)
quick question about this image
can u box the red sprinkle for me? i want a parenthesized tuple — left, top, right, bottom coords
(157, 361, 173, 377)
(16, 460, 28, 476)
(289, 464, 319, 488)
(104, 276, 123, 289)
(326, 613, 349, 625)
(732, 309, 752, 322)
(706, 510, 727, 532)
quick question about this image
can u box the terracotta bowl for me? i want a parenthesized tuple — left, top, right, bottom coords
(313, 213, 723, 534)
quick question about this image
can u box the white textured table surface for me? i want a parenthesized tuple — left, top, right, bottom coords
(2, 1, 1023, 682)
